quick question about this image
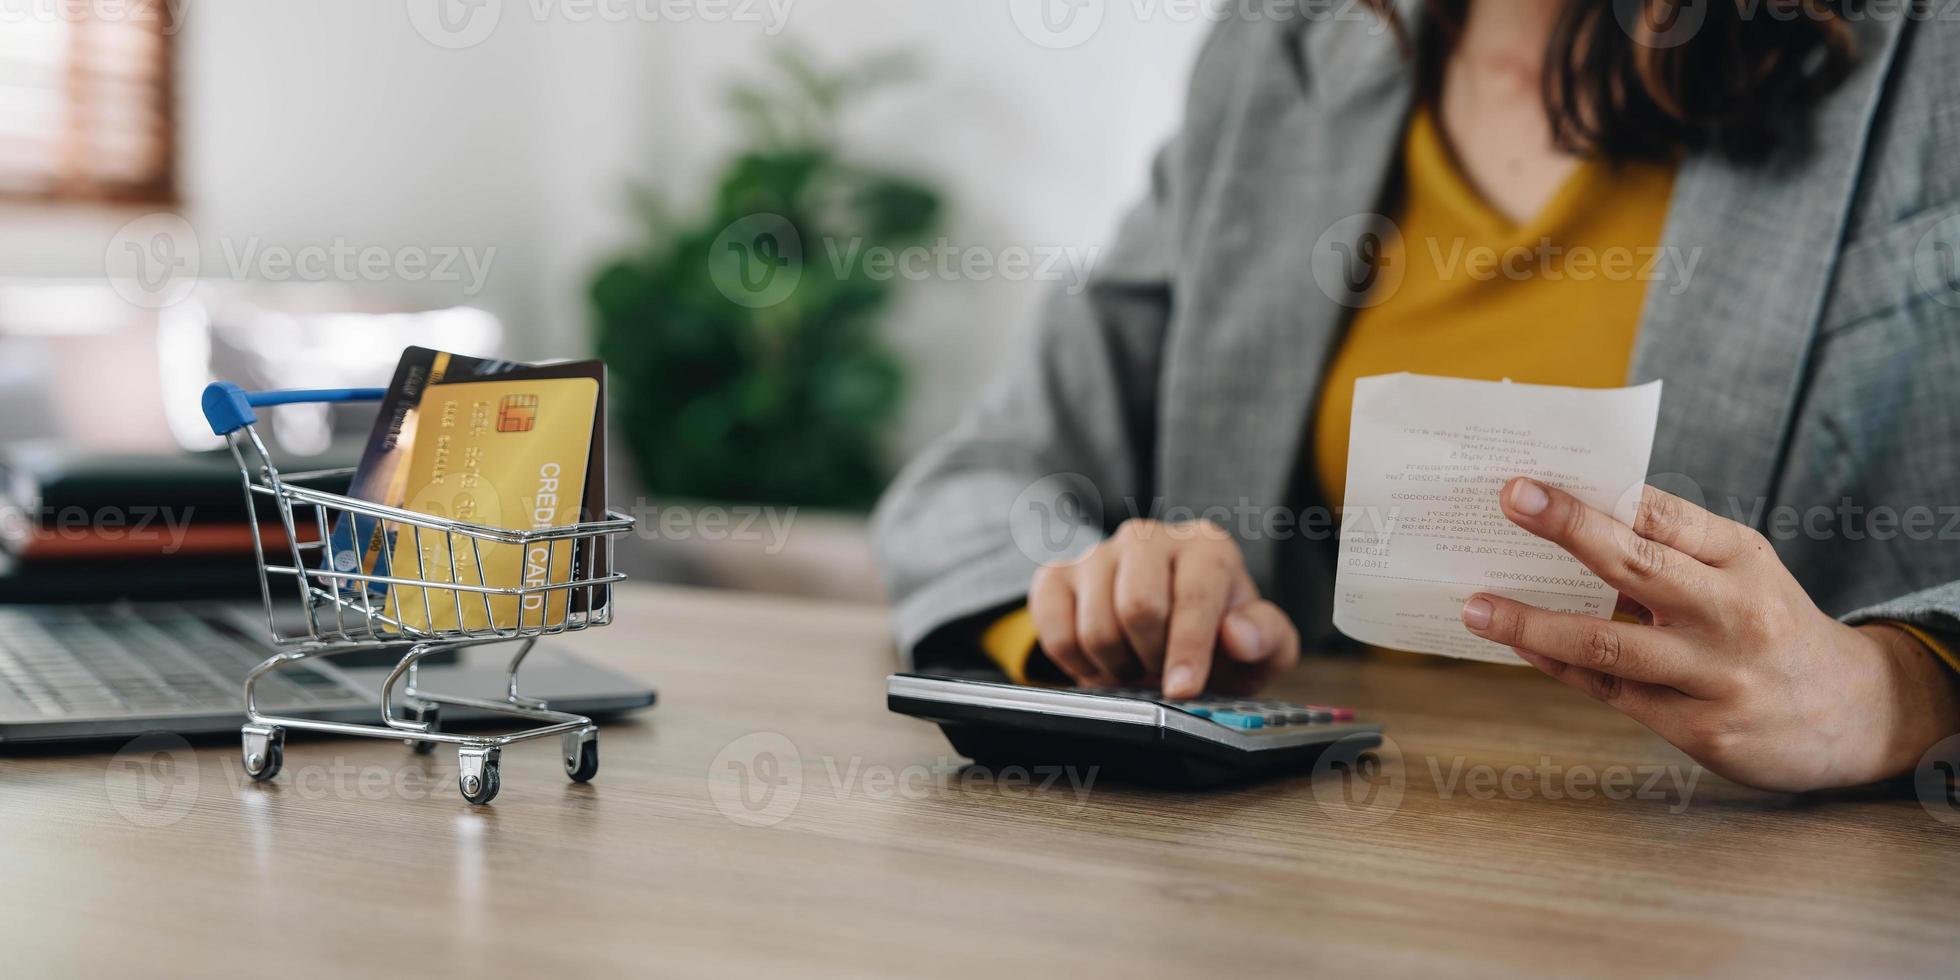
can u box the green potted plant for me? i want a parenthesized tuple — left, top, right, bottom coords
(592, 47, 943, 512)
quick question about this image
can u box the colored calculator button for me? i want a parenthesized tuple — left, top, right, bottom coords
(1181, 705, 1213, 719)
(1208, 711, 1265, 730)
(1307, 705, 1356, 722)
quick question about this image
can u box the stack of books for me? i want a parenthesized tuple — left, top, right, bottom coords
(0, 443, 353, 602)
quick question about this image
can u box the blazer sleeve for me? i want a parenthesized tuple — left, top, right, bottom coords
(1842, 584, 1960, 673)
(869, 142, 1181, 672)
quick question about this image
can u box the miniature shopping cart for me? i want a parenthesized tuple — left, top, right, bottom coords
(201, 382, 636, 805)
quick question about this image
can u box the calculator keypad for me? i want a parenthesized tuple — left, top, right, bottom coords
(1073, 689, 1356, 730)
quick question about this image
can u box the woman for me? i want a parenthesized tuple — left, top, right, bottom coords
(871, 0, 1960, 792)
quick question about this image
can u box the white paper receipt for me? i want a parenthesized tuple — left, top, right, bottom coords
(1332, 373, 1663, 665)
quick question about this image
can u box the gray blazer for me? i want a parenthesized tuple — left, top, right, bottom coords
(872, 3, 1960, 669)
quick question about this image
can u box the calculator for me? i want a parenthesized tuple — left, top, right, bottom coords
(886, 672, 1383, 788)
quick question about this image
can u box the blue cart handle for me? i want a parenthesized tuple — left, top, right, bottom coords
(202, 381, 387, 436)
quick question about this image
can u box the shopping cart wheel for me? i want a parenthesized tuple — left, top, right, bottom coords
(462, 766, 500, 805)
(458, 746, 501, 805)
(564, 729, 600, 783)
(241, 724, 285, 782)
(407, 702, 441, 755)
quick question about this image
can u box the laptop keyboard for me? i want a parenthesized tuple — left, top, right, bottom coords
(0, 605, 365, 718)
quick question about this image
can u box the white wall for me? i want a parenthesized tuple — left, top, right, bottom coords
(0, 0, 1210, 458)
(617, 1, 1209, 453)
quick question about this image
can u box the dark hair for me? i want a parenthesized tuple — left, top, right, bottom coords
(1368, 0, 1857, 161)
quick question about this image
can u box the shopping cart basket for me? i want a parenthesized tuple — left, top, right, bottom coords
(201, 381, 636, 804)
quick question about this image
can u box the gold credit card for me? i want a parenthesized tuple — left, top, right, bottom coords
(384, 375, 599, 633)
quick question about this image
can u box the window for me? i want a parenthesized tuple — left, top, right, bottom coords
(0, 2, 176, 204)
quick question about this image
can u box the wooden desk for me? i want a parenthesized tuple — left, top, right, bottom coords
(4, 585, 1956, 978)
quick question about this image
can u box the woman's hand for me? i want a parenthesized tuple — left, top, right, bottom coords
(1029, 519, 1299, 699)
(1461, 477, 1960, 792)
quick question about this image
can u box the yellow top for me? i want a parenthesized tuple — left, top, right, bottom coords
(981, 606, 1042, 684)
(978, 105, 1959, 681)
(1310, 105, 1676, 510)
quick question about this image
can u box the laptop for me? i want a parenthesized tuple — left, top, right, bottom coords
(0, 601, 655, 744)
(0, 306, 654, 744)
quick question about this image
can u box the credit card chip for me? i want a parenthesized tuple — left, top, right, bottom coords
(497, 394, 539, 433)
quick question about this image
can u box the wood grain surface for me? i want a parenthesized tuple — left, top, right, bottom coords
(3, 585, 1955, 978)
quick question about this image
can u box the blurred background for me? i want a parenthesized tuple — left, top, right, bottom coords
(0, 0, 1208, 604)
